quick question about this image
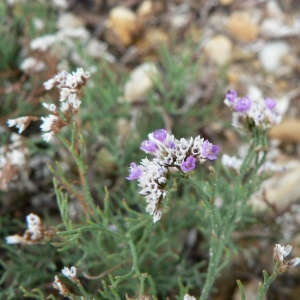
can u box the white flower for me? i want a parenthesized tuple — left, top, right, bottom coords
(7, 116, 29, 133)
(42, 132, 55, 142)
(62, 266, 77, 280)
(73, 67, 90, 80)
(44, 78, 56, 90)
(40, 115, 58, 132)
(153, 209, 163, 223)
(274, 244, 292, 262)
(184, 294, 196, 300)
(26, 213, 42, 229)
(42, 103, 57, 113)
(5, 213, 43, 245)
(68, 93, 81, 110)
(60, 101, 69, 113)
(9, 149, 27, 166)
(137, 159, 168, 222)
(221, 154, 243, 172)
(20, 57, 46, 73)
(53, 275, 70, 296)
(51, 0, 69, 9)
(57, 27, 90, 43)
(30, 34, 57, 52)
(6, 235, 25, 244)
(273, 243, 300, 273)
(59, 88, 71, 101)
(65, 74, 77, 89)
(287, 257, 300, 267)
(32, 18, 45, 30)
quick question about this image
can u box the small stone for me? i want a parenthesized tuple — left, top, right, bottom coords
(124, 62, 159, 103)
(220, 0, 233, 5)
(260, 18, 300, 38)
(258, 41, 290, 72)
(249, 162, 300, 212)
(227, 12, 259, 42)
(169, 4, 191, 30)
(269, 119, 300, 143)
(227, 65, 243, 84)
(203, 35, 232, 65)
(266, 0, 284, 19)
(135, 27, 169, 52)
(116, 118, 132, 141)
(106, 7, 138, 47)
(57, 13, 85, 29)
(137, 0, 154, 22)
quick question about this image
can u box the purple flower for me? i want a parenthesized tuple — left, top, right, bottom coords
(140, 140, 158, 153)
(181, 156, 196, 172)
(126, 163, 143, 180)
(234, 96, 252, 112)
(226, 90, 237, 102)
(202, 140, 219, 160)
(265, 97, 276, 110)
(153, 129, 167, 142)
(168, 141, 175, 149)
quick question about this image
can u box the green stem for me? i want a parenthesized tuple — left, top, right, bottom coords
(126, 233, 145, 297)
(58, 133, 100, 223)
(256, 269, 277, 300)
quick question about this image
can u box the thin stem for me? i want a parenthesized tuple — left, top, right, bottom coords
(126, 233, 145, 297)
(58, 133, 100, 223)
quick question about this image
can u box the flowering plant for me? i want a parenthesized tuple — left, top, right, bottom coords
(127, 129, 219, 222)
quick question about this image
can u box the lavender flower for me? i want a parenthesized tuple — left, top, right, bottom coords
(153, 129, 167, 142)
(265, 97, 276, 110)
(181, 156, 196, 172)
(126, 163, 143, 180)
(234, 96, 252, 112)
(140, 140, 158, 153)
(225, 90, 237, 102)
(202, 140, 219, 160)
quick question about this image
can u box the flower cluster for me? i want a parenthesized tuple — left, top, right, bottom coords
(127, 129, 219, 222)
(7, 68, 90, 142)
(273, 244, 300, 273)
(7, 116, 39, 134)
(6, 213, 44, 245)
(53, 276, 71, 297)
(53, 266, 79, 297)
(0, 134, 29, 191)
(41, 68, 90, 142)
(224, 90, 281, 131)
